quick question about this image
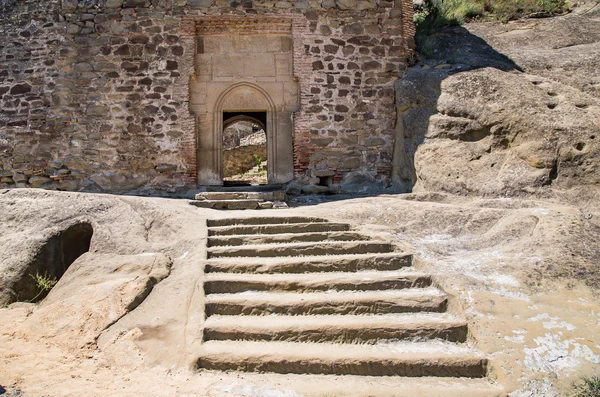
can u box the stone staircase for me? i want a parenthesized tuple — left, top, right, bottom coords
(190, 191, 287, 210)
(196, 216, 499, 393)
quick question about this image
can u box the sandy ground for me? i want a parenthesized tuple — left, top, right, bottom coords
(0, 189, 599, 396)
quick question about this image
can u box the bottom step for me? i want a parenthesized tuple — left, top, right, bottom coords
(195, 340, 488, 378)
(202, 372, 503, 397)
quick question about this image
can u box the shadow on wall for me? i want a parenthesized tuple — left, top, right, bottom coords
(10, 222, 94, 303)
(392, 26, 524, 192)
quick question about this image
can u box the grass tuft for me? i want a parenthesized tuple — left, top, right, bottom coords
(572, 375, 600, 397)
(414, 0, 569, 50)
(29, 272, 58, 302)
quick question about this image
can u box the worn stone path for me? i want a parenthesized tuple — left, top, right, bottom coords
(195, 216, 500, 393)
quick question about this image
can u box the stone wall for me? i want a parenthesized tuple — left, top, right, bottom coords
(223, 144, 267, 177)
(0, 0, 414, 195)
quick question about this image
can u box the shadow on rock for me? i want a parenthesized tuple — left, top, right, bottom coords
(392, 23, 600, 204)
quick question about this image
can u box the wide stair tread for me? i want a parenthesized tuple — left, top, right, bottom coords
(199, 216, 491, 385)
(190, 199, 266, 209)
(196, 373, 503, 397)
(204, 270, 431, 293)
(208, 222, 351, 236)
(195, 340, 488, 377)
(207, 241, 395, 258)
(205, 288, 447, 316)
(208, 231, 369, 247)
(207, 217, 329, 227)
(205, 252, 413, 273)
(203, 313, 468, 343)
(196, 191, 285, 201)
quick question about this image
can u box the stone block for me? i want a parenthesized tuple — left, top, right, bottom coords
(312, 169, 335, 177)
(86, 105, 110, 116)
(311, 137, 334, 147)
(264, 35, 283, 52)
(29, 176, 52, 188)
(61, 0, 78, 9)
(105, 0, 124, 7)
(195, 54, 213, 76)
(155, 164, 177, 172)
(244, 54, 276, 77)
(190, 82, 207, 102)
(10, 84, 32, 95)
(275, 53, 292, 76)
(335, 0, 356, 9)
(356, 0, 375, 9)
(213, 54, 245, 77)
(188, 0, 212, 5)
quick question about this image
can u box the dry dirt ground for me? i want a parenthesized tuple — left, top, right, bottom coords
(0, 188, 599, 396)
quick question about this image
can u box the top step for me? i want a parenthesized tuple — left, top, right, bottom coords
(196, 191, 285, 201)
(207, 217, 329, 227)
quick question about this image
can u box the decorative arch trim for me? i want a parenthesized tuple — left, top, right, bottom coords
(212, 82, 278, 184)
(214, 81, 276, 113)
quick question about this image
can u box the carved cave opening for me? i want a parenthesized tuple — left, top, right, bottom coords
(11, 222, 94, 303)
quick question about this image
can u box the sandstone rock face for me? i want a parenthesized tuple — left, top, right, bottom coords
(223, 144, 267, 178)
(468, 4, 600, 98)
(0, 189, 599, 396)
(26, 252, 171, 348)
(0, 189, 203, 306)
(395, 7, 600, 206)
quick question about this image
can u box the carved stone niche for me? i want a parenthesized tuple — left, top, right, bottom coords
(190, 17, 298, 186)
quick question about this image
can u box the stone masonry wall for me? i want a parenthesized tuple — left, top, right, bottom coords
(0, 0, 414, 195)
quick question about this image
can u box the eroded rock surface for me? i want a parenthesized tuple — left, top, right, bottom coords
(395, 4, 600, 209)
(0, 189, 598, 396)
(25, 252, 171, 348)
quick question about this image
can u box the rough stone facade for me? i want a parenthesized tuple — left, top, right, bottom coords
(0, 0, 414, 195)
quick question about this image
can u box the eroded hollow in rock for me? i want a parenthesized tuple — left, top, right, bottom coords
(12, 222, 93, 303)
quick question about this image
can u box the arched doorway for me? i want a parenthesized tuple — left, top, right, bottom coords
(194, 81, 295, 186)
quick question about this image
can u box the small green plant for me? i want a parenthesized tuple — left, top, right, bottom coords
(29, 272, 57, 302)
(253, 154, 263, 168)
(572, 375, 600, 397)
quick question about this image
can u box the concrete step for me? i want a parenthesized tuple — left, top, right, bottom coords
(207, 216, 329, 227)
(202, 313, 468, 343)
(205, 288, 447, 316)
(208, 222, 351, 236)
(203, 270, 432, 293)
(207, 241, 396, 258)
(207, 231, 369, 247)
(196, 191, 285, 201)
(204, 252, 413, 273)
(190, 199, 270, 210)
(194, 340, 488, 377)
